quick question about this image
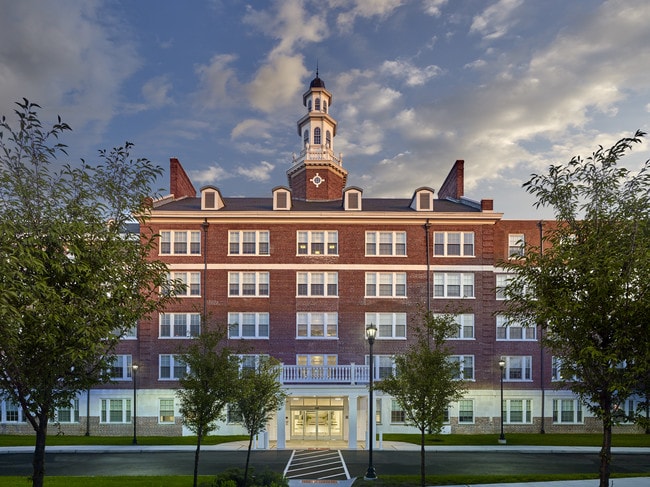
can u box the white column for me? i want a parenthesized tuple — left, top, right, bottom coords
(348, 394, 358, 449)
(276, 401, 286, 449)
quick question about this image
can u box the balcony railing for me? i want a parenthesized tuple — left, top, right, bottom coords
(280, 364, 373, 385)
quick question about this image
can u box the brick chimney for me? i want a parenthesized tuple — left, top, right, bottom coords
(169, 158, 197, 199)
(438, 160, 464, 200)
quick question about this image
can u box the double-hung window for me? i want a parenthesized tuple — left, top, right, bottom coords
(110, 354, 133, 381)
(56, 399, 80, 423)
(228, 312, 270, 339)
(297, 231, 338, 255)
(159, 313, 201, 338)
(366, 231, 406, 256)
(365, 272, 407, 297)
(366, 313, 407, 339)
(159, 399, 175, 423)
(159, 354, 188, 380)
(296, 312, 338, 338)
(553, 399, 583, 424)
(449, 355, 474, 380)
(228, 272, 269, 297)
(442, 313, 474, 339)
(391, 399, 406, 423)
(458, 399, 474, 423)
(502, 356, 532, 381)
(496, 315, 536, 340)
(508, 234, 525, 258)
(433, 272, 474, 298)
(100, 399, 131, 423)
(433, 232, 474, 256)
(3, 400, 26, 422)
(505, 399, 533, 423)
(229, 230, 270, 255)
(166, 271, 201, 297)
(159, 230, 201, 255)
(297, 272, 338, 297)
(368, 355, 396, 379)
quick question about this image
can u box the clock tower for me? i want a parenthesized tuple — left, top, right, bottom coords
(287, 71, 348, 201)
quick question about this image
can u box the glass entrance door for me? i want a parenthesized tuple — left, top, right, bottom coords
(290, 407, 343, 440)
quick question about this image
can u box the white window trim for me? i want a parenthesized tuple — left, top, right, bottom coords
(159, 398, 175, 424)
(110, 354, 133, 381)
(159, 313, 201, 339)
(552, 398, 584, 424)
(100, 398, 132, 423)
(433, 232, 475, 257)
(296, 312, 338, 339)
(449, 355, 475, 381)
(365, 272, 407, 298)
(457, 399, 475, 424)
(159, 230, 201, 256)
(228, 312, 270, 339)
(365, 231, 407, 257)
(166, 271, 201, 297)
(508, 234, 525, 258)
(228, 271, 270, 297)
(366, 313, 407, 340)
(228, 230, 270, 256)
(296, 272, 338, 297)
(502, 355, 533, 382)
(159, 354, 188, 380)
(504, 399, 533, 424)
(496, 315, 536, 341)
(297, 230, 339, 256)
(433, 272, 475, 299)
(440, 313, 475, 340)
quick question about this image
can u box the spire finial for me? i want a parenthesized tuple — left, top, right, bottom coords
(316, 60, 319, 78)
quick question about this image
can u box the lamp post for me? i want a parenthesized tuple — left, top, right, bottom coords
(498, 359, 506, 444)
(365, 323, 377, 480)
(132, 364, 139, 445)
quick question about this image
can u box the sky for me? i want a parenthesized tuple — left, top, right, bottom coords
(1, 0, 649, 219)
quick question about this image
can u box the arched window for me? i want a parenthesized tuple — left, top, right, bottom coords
(323, 100, 328, 113)
(303, 130, 309, 146)
(314, 127, 321, 145)
(326, 131, 331, 148)
(307, 100, 312, 112)
(315, 98, 321, 111)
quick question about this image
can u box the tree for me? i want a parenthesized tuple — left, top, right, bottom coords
(502, 130, 650, 487)
(0, 100, 173, 487)
(375, 310, 467, 487)
(177, 326, 240, 487)
(235, 356, 287, 487)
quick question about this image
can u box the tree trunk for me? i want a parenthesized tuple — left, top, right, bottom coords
(31, 414, 48, 487)
(193, 425, 203, 487)
(599, 413, 612, 487)
(244, 432, 254, 487)
(419, 428, 426, 487)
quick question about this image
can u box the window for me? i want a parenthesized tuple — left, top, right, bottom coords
(296, 312, 338, 338)
(121, 323, 137, 339)
(296, 354, 338, 379)
(502, 356, 532, 381)
(323, 101, 328, 113)
(228, 312, 270, 339)
(505, 399, 533, 423)
(166, 272, 201, 297)
(159, 313, 201, 338)
(3, 400, 26, 422)
(238, 354, 268, 374)
(365, 272, 407, 297)
(508, 234, 525, 258)
(367, 354, 396, 379)
(433, 273, 474, 298)
(227, 404, 243, 424)
(326, 130, 331, 147)
(110, 354, 133, 381)
(228, 272, 269, 297)
(229, 230, 270, 256)
(551, 357, 579, 382)
(315, 98, 320, 111)
(297, 272, 338, 297)
(366, 231, 406, 256)
(159, 399, 175, 423)
(56, 399, 80, 423)
(458, 400, 474, 423)
(297, 231, 338, 255)
(495, 274, 514, 300)
(553, 399, 583, 424)
(391, 399, 406, 423)
(303, 129, 309, 146)
(366, 313, 407, 339)
(100, 399, 131, 423)
(314, 127, 321, 144)
(434, 232, 475, 256)
(449, 355, 474, 380)
(442, 314, 474, 339)
(159, 354, 188, 380)
(496, 315, 536, 340)
(159, 230, 201, 255)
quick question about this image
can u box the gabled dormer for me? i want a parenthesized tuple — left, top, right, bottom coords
(343, 187, 362, 211)
(201, 185, 225, 210)
(273, 186, 292, 210)
(410, 187, 435, 211)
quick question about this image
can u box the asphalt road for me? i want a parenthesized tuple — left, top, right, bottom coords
(2, 450, 650, 479)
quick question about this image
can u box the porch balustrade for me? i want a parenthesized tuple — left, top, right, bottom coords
(281, 364, 374, 384)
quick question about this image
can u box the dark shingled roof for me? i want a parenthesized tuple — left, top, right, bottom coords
(155, 196, 481, 213)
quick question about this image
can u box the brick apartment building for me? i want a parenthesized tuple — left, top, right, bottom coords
(0, 74, 642, 445)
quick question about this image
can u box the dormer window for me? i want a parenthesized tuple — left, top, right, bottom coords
(273, 187, 292, 210)
(344, 187, 362, 211)
(410, 187, 434, 211)
(201, 186, 224, 210)
(314, 127, 321, 145)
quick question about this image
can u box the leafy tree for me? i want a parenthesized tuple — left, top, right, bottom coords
(375, 310, 467, 487)
(0, 100, 173, 487)
(235, 356, 287, 487)
(502, 130, 650, 487)
(177, 326, 240, 487)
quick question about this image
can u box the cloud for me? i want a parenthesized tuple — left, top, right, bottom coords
(231, 119, 273, 140)
(470, 0, 523, 40)
(328, 0, 405, 32)
(247, 55, 308, 113)
(189, 165, 232, 186)
(380, 59, 442, 86)
(236, 161, 275, 181)
(194, 54, 240, 110)
(422, 0, 448, 17)
(142, 75, 174, 108)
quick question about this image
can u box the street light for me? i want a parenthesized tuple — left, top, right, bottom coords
(132, 364, 139, 445)
(498, 358, 506, 444)
(365, 323, 378, 480)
